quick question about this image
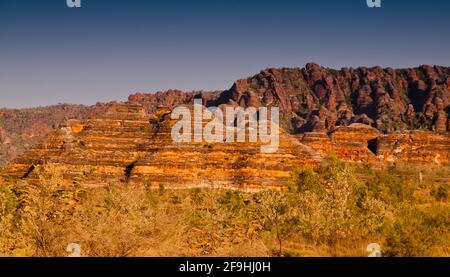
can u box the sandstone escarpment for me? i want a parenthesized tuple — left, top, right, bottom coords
(298, 124, 381, 163)
(1, 64, 450, 170)
(1, 103, 321, 190)
(2, 102, 450, 189)
(128, 106, 321, 190)
(128, 64, 450, 135)
(298, 125, 450, 166)
(1, 104, 152, 183)
(0, 104, 110, 167)
(375, 131, 450, 165)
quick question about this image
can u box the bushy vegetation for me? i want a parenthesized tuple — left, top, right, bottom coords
(287, 159, 386, 255)
(364, 167, 414, 205)
(383, 205, 449, 257)
(0, 161, 448, 257)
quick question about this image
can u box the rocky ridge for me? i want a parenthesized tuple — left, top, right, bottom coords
(212, 63, 450, 134)
(1, 64, 450, 188)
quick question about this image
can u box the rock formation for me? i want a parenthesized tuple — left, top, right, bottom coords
(1, 64, 450, 181)
(212, 64, 450, 134)
(1, 103, 320, 190)
(375, 131, 450, 165)
(128, 64, 450, 135)
(298, 124, 381, 163)
(298, 126, 450, 166)
(0, 104, 110, 167)
(128, 89, 221, 113)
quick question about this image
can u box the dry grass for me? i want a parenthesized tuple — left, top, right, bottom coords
(0, 162, 448, 257)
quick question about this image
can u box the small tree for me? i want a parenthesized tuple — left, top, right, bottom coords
(254, 190, 297, 256)
(290, 158, 386, 255)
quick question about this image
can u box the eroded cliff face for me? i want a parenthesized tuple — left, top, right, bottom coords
(0, 91, 218, 166)
(375, 131, 450, 165)
(2, 102, 449, 189)
(1, 103, 321, 190)
(128, 64, 450, 135)
(298, 124, 381, 163)
(0, 104, 110, 167)
(298, 125, 450, 166)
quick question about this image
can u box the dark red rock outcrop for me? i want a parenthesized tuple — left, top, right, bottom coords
(128, 90, 221, 113)
(213, 64, 450, 134)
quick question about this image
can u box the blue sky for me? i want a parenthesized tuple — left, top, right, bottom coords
(1, 0, 449, 108)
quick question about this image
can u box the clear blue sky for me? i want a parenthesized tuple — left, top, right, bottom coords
(1, 0, 449, 108)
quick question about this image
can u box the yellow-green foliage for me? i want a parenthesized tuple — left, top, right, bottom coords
(383, 204, 450, 257)
(288, 158, 387, 255)
(0, 162, 448, 257)
(365, 167, 414, 205)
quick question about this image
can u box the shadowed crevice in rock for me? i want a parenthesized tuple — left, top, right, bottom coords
(22, 165, 35, 179)
(124, 161, 138, 183)
(367, 139, 378, 155)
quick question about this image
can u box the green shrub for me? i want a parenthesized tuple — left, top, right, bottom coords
(0, 162, 447, 257)
(288, 168, 321, 193)
(218, 190, 247, 213)
(288, 158, 386, 253)
(383, 205, 450, 257)
(253, 190, 297, 256)
(0, 186, 18, 219)
(365, 167, 413, 205)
